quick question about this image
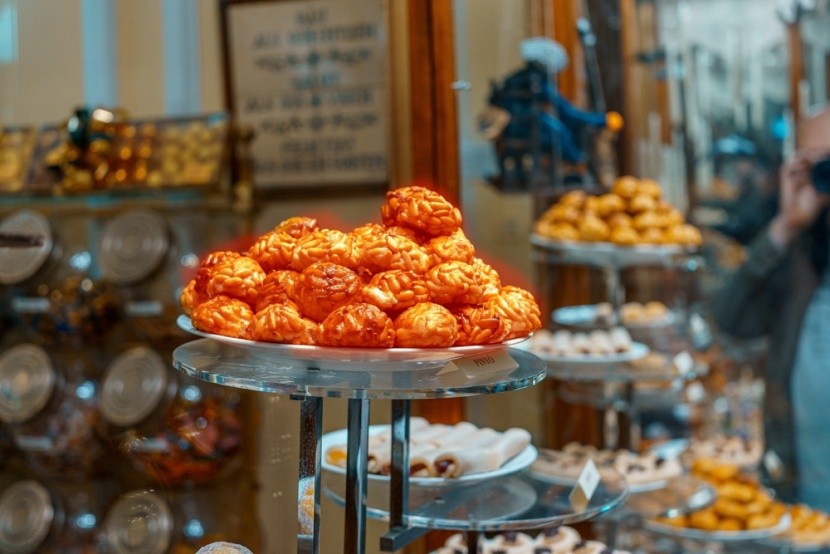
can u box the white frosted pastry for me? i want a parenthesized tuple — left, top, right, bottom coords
(485, 531, 536, 553)
(535, 525, 581, 553)
(684, 434, 763, 468)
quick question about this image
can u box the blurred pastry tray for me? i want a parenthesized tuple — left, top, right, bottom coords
(644, 513, 791, 542)
(529, 233, 701, 268)
(552, 304, 676, 330)
(25, 112, 229, 195)
(0, 126, 37, 194)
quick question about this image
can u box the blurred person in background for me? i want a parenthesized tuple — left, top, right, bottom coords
(714, 106, 830, 507)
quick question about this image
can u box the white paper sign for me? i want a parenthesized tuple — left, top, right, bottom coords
(673, 351, 694, 375)
(228, 0, 388, 187)
(569, 458, 600, 510)
(453, 350, 519, 378)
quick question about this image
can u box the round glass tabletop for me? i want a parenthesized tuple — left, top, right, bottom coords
(539, 350, 699, 383)
(172, 339, 547, 399)
(615, 475, 715, 519)
(529, 234, 702, 269)
(322, 469, 629, 531)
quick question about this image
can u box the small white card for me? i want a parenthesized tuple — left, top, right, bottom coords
(453, 349, 519, 378)
(569, 458, 600, 510)
(764, 449, 785, 481)
(673, 351, 694, 375)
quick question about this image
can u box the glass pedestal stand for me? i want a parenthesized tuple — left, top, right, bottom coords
(173, 339, 627, 554)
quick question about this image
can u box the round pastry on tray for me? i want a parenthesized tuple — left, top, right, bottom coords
(524, 328, 649, 364)
(179, 186, 541, 360)
(432, 526, 631, 554)
(534, 176, 702, 249)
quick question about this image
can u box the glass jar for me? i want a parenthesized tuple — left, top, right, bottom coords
(101, 479, 261, 554)
(0, 477, 118, 554)
(100, 346, 243, 487)
(0, 344, 109, 480)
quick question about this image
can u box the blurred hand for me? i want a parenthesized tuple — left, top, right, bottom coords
(769, 149, 830, 247)
(606, 111, 624, 133)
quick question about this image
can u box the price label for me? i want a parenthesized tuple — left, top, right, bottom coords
(569, 458, 600, 510)
(11, 297, 50, 314)
(453, 349, 519, 378)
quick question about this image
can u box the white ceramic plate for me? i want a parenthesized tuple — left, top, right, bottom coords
(530, 341, 649, 365)
(320, 425, 537, 487)
(178, 315, 529, 371)
(530, 466, 671, 494)
(552, 304, 675, 330)
(645, 513, 791, 542)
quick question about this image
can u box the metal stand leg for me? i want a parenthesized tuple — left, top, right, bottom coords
(344, 397, 370, 554)
(297, 396, 323, 554)
(380, 400, 428, 551)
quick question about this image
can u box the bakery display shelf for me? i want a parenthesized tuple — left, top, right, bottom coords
(643, 513, 791, 543)
(551, 304, 678, 331)
(321, 467, 629, 532)
(539, 351, 699, 383)
(530, 233, 703, 269)
(172, 339, 550, 554)
(172, 339, 545, 399)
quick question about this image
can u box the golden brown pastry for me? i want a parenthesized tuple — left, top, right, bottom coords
(689, 508, 719, 531)
(664, 208, 685, 227)
(381, 185, 462, 237)
(632, 211, 666, 231)
(541, 222, 580, 241)
(628, 194, 657, 214)
(665, 224, 703, 246)
(594, 193, 626, 218)
(746, 513, 778, 530)
(206, 256, 266, 305)
(394, 302, 459, 347)
(319, 303, 395, 347)
(192, 296, 254, 338)
(194, 251, 241, 292)
(609, 226, 639, 246)
(714, 498, 748, 519)
(717, 518, 743, 532)
(291, 229, 358, 270)
(453, 304, 511, 345)
(558, 190, 587, 208)
(426, 229, 476, 265)
(578, 215, 610, 242)
(717, 482, 756, 503)
(471, 257, 502, 299)
(425, 261, 485, 305)
(607, 212, 633, 228)
(247, 303, 319, 344)
(639, 228, 665, 245)
(295, 262, 363, 322)
(637, 178, 662, 199)
(254, 270, 300, 312)
(179, 280, 205, 316)
(360, 270, 429, 313)
(544, 204, 581, 225)
(487, 286, 542, 339)
(247, 231, 296, 272)
(358, 232, 431, 274)
(273, 216, 319, 239)
(613, 175, 639, 199)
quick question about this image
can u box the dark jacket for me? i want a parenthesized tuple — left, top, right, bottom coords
(712, 225, 823, 500)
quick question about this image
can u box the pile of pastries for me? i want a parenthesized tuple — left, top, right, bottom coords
(180, 186, 541, 348)
(592, 301, 671, 326)
(654, 458, 786, 533)
(528, 328, 635, 358)
(681, 434, 764, 469)
(434, 527, 630, 553)
(783, 504, 830, 546)
(325, 418, 531, 478)
(532, 442, 682, 487)
(534, 177, 702, 247)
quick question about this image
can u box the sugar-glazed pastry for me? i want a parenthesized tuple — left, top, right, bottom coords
(361, 270, 430, 313)
(319, 303, 395, 347)
(427, 229, 476, 266)
(357, 232, 431, 274)
(273, 216, 319, 239)
(453, 304, 511, 345)
(394, 302, 458, 347)
(247, 303, 319, 344)
(535, 526, 581, 553)
(295, 262, 363, 322)
(254, 270, 300, 313)
(471, 257, 502, 300)
(192, 296, 254, 338)
(291, 229, 358, 270)
(425, 261, 485, 305)
(612, 176, 639, 199)
(247, 231, 296, 272)
(206, 256, 266, 305)
(179, 280, 205, 316)
(194, 250, 242, 292)
(381, 185, 462, 237)
(487, 286, 542, 339)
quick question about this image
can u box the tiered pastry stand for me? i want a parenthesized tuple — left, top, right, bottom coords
(172, 338, 630, 554)
(530, 236, 716, 546)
